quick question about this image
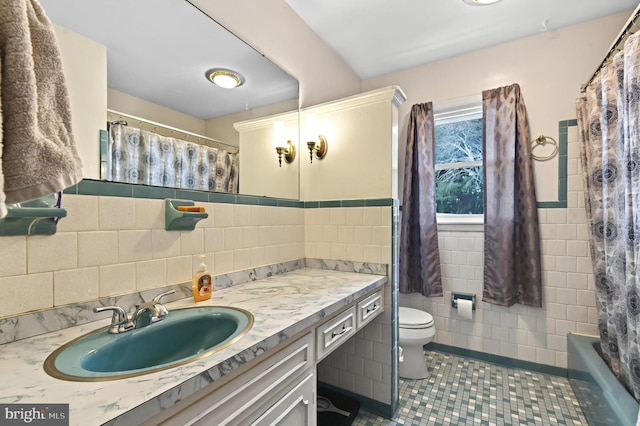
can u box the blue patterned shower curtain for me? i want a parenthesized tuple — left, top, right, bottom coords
(576, 32, 640, 401)
(107, 123, 238, 193)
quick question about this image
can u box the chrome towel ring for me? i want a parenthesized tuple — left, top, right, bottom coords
(531, 134, 558, 161)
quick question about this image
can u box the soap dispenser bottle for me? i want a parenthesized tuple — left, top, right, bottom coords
(192, 255, 212, 302)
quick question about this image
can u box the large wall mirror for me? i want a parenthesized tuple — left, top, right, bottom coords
(39, 0, 300, 200)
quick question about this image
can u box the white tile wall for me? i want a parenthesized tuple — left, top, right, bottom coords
(308, 206, 394, 404)
(54, 267, 99, 305)
(78, 231, 118, 267)
(214, 250, 234, 274)
(166, 256, 193, 285)
(134, 198, 165, 229)
(400, 126, 594, 368)
(305, 207, 392, 265)
(152, 229, 181, 259)
(28, 233, 78, 273)
(180, 229, 204, 255)
(0, 273, 53, 317)
(136, 259, 167, 291)
(0, 237, 27, 277)
(98, 196, 136, 230)
(118, 230, 152, 262)
(0, 200, 305, 316)
(56, 195, 99, 232)
(99, 263, 136, 296)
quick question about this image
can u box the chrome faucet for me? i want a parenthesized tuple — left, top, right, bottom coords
(93, 289, 176, 334)
(131, 289, 175, 328)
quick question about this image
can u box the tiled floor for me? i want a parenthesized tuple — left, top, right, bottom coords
(352, 351, 587, 426)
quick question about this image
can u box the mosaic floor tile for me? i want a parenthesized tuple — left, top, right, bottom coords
(352, 351, 587, 426)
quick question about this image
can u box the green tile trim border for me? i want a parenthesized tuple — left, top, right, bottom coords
(318, 381, 395, 419)
(536, 119, 572, 209)
(67, 179, 393, 209)
(427, 342, 568, 378)
(76, 180, 134, 197)
(306, 198, 394, 208)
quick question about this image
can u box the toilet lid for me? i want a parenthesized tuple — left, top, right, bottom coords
(399, 307, 434, 329)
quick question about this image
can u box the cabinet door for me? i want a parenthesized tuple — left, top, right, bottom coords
(251, 373, 315, 426)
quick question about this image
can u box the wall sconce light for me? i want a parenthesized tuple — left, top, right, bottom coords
(273, 121, 296, 167)
(305, 114, 328, 163)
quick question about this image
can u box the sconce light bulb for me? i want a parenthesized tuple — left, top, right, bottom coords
(305, 114, 318, 142)
(273, 121, 286, 149)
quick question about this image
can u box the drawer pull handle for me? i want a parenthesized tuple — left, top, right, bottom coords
(331, 324, 347, 338)
(365, 304, 378, 314)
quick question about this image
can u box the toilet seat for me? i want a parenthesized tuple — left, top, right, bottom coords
(399, 307, 434, 329)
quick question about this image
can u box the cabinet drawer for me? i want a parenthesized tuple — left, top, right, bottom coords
(161, 332, 314, 426)
(356, 290, 383, 329)
(316, 306, 356, 361)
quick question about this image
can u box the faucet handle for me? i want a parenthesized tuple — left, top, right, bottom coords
(131, 289, 176, 328)
(93, 306, 132, 334)
(153, 289, 176, 303)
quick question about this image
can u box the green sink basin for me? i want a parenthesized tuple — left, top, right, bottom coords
(44, 306, 253, 381)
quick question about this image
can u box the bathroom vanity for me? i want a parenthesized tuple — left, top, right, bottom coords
(0, 268, 386, 425)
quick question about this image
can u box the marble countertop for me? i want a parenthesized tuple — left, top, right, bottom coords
(0, 268, 386, 425)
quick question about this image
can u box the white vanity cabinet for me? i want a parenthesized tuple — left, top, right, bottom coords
(141, 287, 384, 426)
(149, 332, 316, 426)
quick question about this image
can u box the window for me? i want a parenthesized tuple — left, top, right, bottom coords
(434, 105, 483, 219)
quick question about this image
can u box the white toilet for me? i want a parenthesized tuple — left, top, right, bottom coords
(399, 307, 435, 379)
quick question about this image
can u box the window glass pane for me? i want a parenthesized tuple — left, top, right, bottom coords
(435, 166, 483, 214)
(435, 117, 482, 164)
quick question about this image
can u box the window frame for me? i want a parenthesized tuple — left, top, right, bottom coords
(433, 102, 484, 231)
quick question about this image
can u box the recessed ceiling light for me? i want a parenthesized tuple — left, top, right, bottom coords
(205, 68, 245, 89)
(462, 0, 503, 5)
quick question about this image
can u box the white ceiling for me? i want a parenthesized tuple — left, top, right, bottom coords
(285, 0, 639, 80)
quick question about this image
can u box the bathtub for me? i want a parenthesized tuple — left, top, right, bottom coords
(567, 333, 639, 426)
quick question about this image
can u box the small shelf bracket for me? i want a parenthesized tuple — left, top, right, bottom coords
(165, 199, 208, 231)
(0, 194, 67, 236)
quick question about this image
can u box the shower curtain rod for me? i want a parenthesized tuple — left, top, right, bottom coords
(106, 109, 239, 153)
(581, 3, 640, 93)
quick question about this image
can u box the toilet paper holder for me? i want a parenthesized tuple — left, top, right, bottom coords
(451, 292, 476, 310)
